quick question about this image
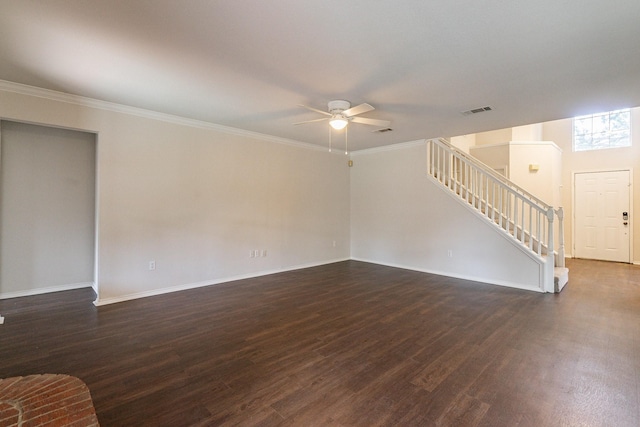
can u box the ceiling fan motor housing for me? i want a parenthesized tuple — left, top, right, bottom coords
(328, 100, 351, 114)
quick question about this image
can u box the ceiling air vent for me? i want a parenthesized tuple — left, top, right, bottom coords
(373, 128, 393, 133)
(461, 106, 493, 116)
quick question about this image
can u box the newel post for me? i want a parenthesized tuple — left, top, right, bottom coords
(545, 207, 555, 292)
(556, 207, 565, 268)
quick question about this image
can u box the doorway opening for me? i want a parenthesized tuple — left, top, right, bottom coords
(0, 120, 98, 303)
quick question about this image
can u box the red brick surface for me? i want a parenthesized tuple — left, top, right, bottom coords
(0, 374, 99, 426)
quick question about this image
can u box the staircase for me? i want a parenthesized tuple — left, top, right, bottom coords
(426, 138, 568, 293)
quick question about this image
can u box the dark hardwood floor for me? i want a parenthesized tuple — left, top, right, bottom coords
(1, 259, 639, 426)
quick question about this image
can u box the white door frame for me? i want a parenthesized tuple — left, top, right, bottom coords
(571, 168, 633, 263)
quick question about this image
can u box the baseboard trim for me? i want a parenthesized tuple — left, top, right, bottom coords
(94, 258, 350, 306)
(350, 258, 544, 293)
(0, 282, 95, 300)
(0, 257, 543, 305)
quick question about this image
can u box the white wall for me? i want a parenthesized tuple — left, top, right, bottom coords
(543, 108, 640, 262)
(0, 121, 95, 296)
(512, 124, 542, 141)
(475, 128, 512, 145)
(469, 144, 510, 174)
(508, 143, 562, 206)
(0, 84, 350, 304)
(350, 142, 543, 291)
(450, 134, 476, 154)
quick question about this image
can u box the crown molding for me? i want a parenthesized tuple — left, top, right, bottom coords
(0, 79, 327, 152)
(350, 139, 427, 156)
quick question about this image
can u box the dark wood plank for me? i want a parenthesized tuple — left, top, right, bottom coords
(1, 259, 639, 426)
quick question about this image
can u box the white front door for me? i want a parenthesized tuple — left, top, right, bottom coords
(574, 170, 630, 262)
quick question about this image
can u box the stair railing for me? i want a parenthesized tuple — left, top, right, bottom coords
(426, 138, 564, 290)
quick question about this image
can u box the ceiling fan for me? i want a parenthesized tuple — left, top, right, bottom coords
(294, 100, 391, 130)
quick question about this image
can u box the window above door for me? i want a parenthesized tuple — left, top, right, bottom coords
(573, 108, 631, 152)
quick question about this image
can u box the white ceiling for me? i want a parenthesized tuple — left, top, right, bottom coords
(1, 0, 640, 151)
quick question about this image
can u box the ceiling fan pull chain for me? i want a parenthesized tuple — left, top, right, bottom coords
(329, 125, 332, 152)
(345, 126, 348, 155)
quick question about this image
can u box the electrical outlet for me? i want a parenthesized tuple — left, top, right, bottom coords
(149, 260, 156, 270)
(447, 250, 453, 258)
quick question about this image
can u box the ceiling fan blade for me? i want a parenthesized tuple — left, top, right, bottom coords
(351, 116, 391, 127)
(343, 103, 374, 117)
(298, 104, 332, 116)
(293, 117, 330, 125)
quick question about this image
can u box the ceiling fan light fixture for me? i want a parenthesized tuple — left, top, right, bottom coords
(330, 116, 348, 130)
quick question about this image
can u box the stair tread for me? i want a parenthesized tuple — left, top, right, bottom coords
(554, 267, 569, 293)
